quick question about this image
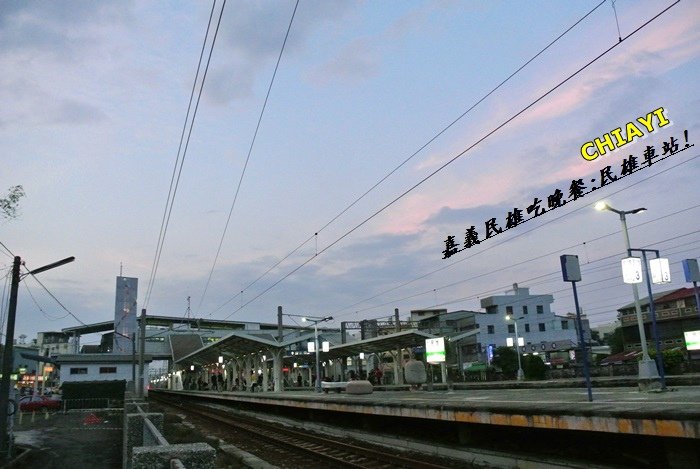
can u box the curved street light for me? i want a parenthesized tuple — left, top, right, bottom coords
(594, 201, 660, 390)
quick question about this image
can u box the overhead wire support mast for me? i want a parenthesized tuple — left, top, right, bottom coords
(220, 1, 681, 320)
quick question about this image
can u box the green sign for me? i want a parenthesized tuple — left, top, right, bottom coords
(685, 330, 700, 351)
(425, 337, 445, 363)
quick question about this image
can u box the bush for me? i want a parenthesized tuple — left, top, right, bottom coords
(523, 355, 547, 380)
(492, 346, 519, 379)
(648, 349, 686, 374)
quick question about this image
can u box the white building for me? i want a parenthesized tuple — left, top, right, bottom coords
(476, 284, 583, 362)
(56, 354, 150, 393)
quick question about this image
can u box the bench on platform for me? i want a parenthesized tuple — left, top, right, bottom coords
(321, 380, 373, 395)
(321, 381, 347, 393)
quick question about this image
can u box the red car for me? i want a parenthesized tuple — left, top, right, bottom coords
(19, 395, 61, 412)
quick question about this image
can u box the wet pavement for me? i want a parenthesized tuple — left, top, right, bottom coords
(9, 409, 122, 468)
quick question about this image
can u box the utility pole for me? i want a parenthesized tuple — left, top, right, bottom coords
(0, 257, 21, 459)
(0, 255, 74, 459)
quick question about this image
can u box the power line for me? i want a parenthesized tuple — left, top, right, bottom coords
(144, 0, 227, 309)
(336, 200, 700, 317)
(420, 241, 699, 320)
(207, 1, 607, 316)
(336, 228, 699, 330)
(216, 1, 680, 319)
(0, 241, 14, 258)
(22, 281, 70, 322)
(22, 268, 86, 326)
(197, 0, 300, 313)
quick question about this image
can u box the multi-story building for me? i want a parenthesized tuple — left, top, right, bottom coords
(407, 285, 587, 368)
(36, 332, 75, 357)
(474, 284, 584, 364)
(617, 287, 700, 352)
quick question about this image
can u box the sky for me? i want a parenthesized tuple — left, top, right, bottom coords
(1, 0, 699, 347)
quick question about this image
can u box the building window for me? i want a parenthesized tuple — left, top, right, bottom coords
(487, 325, 495, 334)
(561, 320, 569, 330)
(522, 305, 528, 315)
(70, 368, 88, 375)
(507, 324, 515, 333)
(99, 367, 117, 374)
(538, 323, 546, 332)
(537, 305, 544, 314)
(524, 324, 530, 333)
(506, 306, 513, 315)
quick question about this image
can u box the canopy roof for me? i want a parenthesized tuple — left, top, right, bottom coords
(175, 329, 438, 368)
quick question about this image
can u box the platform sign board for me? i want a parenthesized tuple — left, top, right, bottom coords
(684, 330, 700, 351)
(683, 259, 700, 282)
(650, 258, 671, 284)
(425, 337, 445, 363)
(621, 257, 643, 284)
(560, 254, 581, 282)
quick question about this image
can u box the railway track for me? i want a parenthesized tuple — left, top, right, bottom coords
(151, 393, 455, 468)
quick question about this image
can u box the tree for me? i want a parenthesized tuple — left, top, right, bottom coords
(522, 354, 547, 380)
(1, 185, 25, 219)
(605, 327, 625, 354)
(492, 346, 519, 379)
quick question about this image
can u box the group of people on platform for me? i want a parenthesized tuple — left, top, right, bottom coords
(184, 366, 386, 391)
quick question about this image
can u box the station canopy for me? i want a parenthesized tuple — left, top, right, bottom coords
(175, 331, 282, 367)
(322, 329, 437, 360)
(176, 329, 437, 368)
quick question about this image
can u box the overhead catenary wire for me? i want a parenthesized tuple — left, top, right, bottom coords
(414, 242, 700, 323)
(144, 0, 227, 309)
(218, 1, 681, 320)
(207, 1, 607, 316)
(335, 199, 700, 317)
(197, 0, 300, 313)
(358, 228, 700, 322)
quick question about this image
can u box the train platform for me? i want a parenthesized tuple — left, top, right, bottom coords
(159, 381, 700, 440)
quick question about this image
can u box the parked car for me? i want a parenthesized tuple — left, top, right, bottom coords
(19, 395, 61, 412)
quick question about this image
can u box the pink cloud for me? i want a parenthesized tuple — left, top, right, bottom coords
(521, 5, 700, 125)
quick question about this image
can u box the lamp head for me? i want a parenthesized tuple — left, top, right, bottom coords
(301, 317, 308, 323)
(505, 314, 512, 321)
(594, 201, 609, 211)
(630, 207, 647, 214)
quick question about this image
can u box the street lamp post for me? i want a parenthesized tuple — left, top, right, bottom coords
(505, 315, 524, 380)
(595, 201, 661, 390)
(301, 315, 333, 393)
